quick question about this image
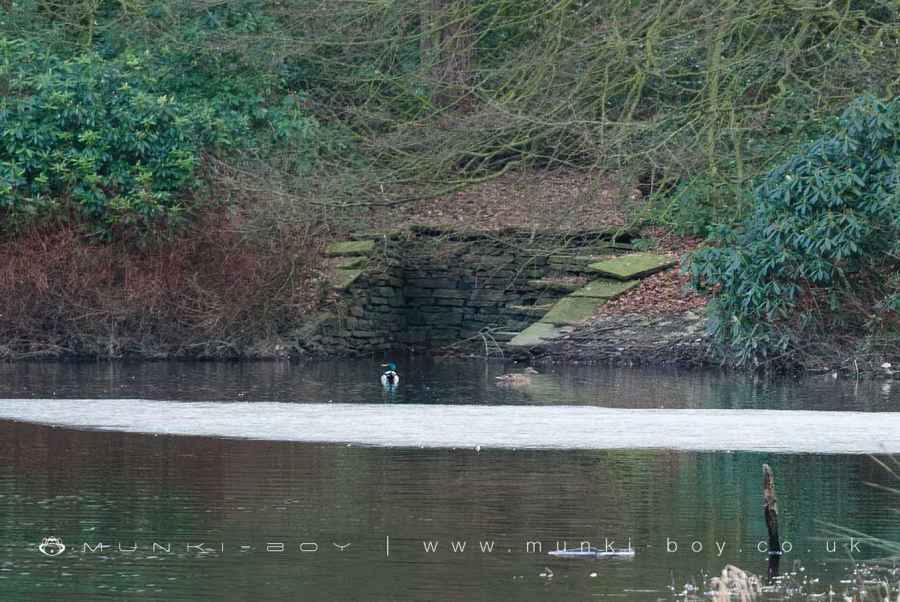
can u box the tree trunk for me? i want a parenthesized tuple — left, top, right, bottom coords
(420, 0, 473, 109)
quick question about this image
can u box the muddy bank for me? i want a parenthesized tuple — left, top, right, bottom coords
(511, 310, 716, 368)
(514, 309, 900, 380)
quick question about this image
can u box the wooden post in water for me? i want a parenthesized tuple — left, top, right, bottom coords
(762, 463, 781, 581)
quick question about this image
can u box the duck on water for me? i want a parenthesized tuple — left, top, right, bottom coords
(495, 366, 539, 385)
(381, 362, 400, 387)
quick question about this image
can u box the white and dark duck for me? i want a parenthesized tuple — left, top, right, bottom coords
(381, 362, 400, 387)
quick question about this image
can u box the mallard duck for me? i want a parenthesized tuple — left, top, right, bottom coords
(381, 362, 400, 387)
(495, 366, 538, 385)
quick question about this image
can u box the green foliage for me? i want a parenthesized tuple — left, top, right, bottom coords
(4, 0, 900, 236)
(690, 95, 900, 366)
(648, 176, 755, 236)
(0, 2, 326, 239)
(0, 40, 236, 236)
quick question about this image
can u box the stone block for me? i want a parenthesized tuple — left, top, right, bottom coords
(505, 303, 553, 318)
(325, 240, 376, 257)
(588, 253, 677, 280)
(507, 322, 573, 347)
(328, 269, 364, 290)
(468, 300, 500, 307)
(469, 290, 508, 302)
(527, 279, 583, 293)
(403, 286, 431, 298)
(424, 313, 461, 325)
(431, 288, 470, 299)
(333, 256, 368, 269)
(406, 278, 457, 289)
(571, 278, 640, 299)
(539, 296, 606, 326)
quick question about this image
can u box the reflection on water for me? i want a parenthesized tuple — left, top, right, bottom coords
(0, 361, 898, 600)
(1, 358, 899, 410)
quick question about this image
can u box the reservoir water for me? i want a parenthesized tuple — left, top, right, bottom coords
(0, 359, 898, 600)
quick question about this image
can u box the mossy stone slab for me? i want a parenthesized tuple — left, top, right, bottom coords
(333, 256, 368, 269)
(350, 229, 407, 240)
(539, 296, 606, 326)
(571, 278, 640, 299)
(325, 240, 376, 257)
(548, 254, 597, 266)
(527, 279, 583, 293)
(506, 303, 553, 318)
(596, 241, 635, 251)
(587, 253, 676, 280)
(329, 269, 364, 290)
(507, 322, 572, 347)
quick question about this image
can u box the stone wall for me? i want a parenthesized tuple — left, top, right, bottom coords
(400, 236, 553, 348)
(299, 228, 635, 356)
(307, 238, 407, 355)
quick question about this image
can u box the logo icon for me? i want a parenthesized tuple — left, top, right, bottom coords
(38, 537, 66, 557)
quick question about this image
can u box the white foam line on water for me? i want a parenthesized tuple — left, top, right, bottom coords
(0, 399, 897, 454)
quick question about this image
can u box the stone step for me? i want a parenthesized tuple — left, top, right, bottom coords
(504, 303, 553, 318)
(507, 322, 574, 347)
(328, 269, 364, 290)
(325, 240, 376, 257)
(588, 253, 677, 280)
(598, 241, 635, 251)
(330, 256, 368, 270)
(547, 255, 600, 274)
(539, 296, 607, 326)
(570, 278, 640, 299)
(527, 279, 585, 293)
(487, 330, 520, 342)
(507, 318, 539, 330)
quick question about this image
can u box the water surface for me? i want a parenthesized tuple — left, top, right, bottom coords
(1, 358, 899, 410)
(0, 361, 898, 601)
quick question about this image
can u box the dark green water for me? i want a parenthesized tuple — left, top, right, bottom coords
(0, 360, 898, 600)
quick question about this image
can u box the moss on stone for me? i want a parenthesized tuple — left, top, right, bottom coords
(508, 322, 572, 347)
(539, 296, 606, 325)
(325, 240, 376, 257)
(506, 303, 553, 318)
(350, 228, 408, 240)
(571, 278, 640, 299)
(588, 253, 676, 280)
(334, 256, 368, 269)
(329, 269, 364, 290)
(527, 279, 583, 293)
